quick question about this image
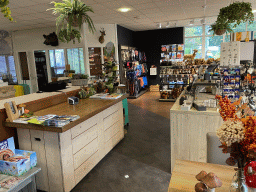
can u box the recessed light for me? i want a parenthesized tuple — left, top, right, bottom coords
(118, 8, 131, 12)
(253, 10, 256, 13)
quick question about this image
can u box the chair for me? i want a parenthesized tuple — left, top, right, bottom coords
(207, 132, 230, 166)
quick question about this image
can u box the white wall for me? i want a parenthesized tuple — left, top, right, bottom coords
(12, 23, 119, 93)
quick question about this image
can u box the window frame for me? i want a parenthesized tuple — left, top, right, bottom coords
(0, 55, 17, 83)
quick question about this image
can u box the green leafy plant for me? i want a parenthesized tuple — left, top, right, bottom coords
(58, 28, 81, 43)
(48, 0, 96, 43)
(72, 73, 88, 79)
(210, 2, 254, 35)
(0, 0, 13, 21)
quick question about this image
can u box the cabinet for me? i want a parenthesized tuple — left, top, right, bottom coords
(16, 101, 124, 192)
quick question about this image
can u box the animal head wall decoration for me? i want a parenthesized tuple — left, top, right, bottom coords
(43, 32, 59, 46)
(99, 28, 106, 44)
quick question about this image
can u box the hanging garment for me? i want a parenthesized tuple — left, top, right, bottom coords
(139, 51, 143, 62)
(142, 52, 147, 62)
(138, 77, 144, 88)
(143, 76, 148, 86)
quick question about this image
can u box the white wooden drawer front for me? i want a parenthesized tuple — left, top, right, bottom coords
(105, 131, 123, 154)
(71, 115, 98, 139)
(103, 102, 121, 119)
(103, 109, 122, 131)
(104, 120, 121, 143)
(72, 126, 98, 154)
(74, 151, 99, 185)
(73, 138, 99, 170)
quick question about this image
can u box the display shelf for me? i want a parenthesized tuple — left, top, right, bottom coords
(128, 89, 147, 99)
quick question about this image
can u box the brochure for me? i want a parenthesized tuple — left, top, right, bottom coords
(101, 93, 122, 100)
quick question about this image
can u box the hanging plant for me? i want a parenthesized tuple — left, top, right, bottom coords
(0, 0, 13, 22)
(58, 28, 81, 43)
(48, 0, 96, 43)
(210, 2, 254, 35)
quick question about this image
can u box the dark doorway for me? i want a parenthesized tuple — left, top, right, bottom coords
(34, 50, 48, 91)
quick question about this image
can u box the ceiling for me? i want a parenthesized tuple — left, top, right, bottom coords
(0, 0, 255, 32)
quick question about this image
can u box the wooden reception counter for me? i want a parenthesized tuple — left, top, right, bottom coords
(170, 92, 223, 173)
(4, 91, 128, 192)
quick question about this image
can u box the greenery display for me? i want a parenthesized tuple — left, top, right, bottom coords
(102, 61, 118, 94)
(0, 0, 13, 21)
(72, 73, 88, 79)
(49, 0, 96, 43)
(210, 2, 254, 35)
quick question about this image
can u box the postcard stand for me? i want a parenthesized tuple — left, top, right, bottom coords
(4, 101, 19, 122)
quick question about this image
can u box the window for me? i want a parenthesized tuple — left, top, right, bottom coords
(185, 26, 203, 59)
(0, 55, 17, 83)
(49, 49, 65, 75)
(67, 48, 85, 74)
(185, 25, 232, 60)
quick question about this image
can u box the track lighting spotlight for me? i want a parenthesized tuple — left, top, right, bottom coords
(157, 23, 162, 28)
(189, 20, 194, 25)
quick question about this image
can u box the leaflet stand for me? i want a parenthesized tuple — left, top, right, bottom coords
(4, 101, 19, 122)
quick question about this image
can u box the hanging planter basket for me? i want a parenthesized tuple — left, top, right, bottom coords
(215, 29, 226, 36)
(66, 15, 86, 27)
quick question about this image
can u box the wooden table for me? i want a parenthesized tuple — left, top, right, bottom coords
(168, 160, 236, 192)
(0, 167, 41, 192)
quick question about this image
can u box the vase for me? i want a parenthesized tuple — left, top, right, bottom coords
(236, 168, 248, 192)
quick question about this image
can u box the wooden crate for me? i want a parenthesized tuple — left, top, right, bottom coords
(150, 85, 159, 92)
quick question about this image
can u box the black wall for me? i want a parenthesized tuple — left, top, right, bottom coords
(117, 25, 136, 48)
(117, 25, 184, 85)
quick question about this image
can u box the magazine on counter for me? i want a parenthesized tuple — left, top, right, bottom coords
(43, 115, 80, 127)
(27, 114, 57, 125)
(101, 93, 122, 100)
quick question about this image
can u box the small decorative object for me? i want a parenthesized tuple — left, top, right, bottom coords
(0, 0, 13, 21)
(184, 49, 198, 65)
(43, 32, 59, 46)
(245, 161, 256, 191)
(78, 88, 87, 99)
(68, 96, 79, 105)
(18, 104, 26, 115)
(215, 95, 256, 191)
(99, 28, 106, 44)
(48, 0, 96, 44)
(210, 2, 254, 35)
(195, 171, 222, 192)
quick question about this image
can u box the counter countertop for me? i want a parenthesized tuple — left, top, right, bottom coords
(170, 91, 219, 116)
(4, 94, 128, 133)
(0, 86, 81, 110)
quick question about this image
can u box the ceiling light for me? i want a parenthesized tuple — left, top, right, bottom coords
(189, 20, 194, 25)
(166, 22, 170, 28)
(118, 8, 131, 12)
(157, 23, 162, 28)
(253, 10, 256, 13)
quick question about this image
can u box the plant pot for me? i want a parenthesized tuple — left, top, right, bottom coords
(71, 79, 88, 86)
(215, 29, 226, 35)
(66, 15, 79, 27)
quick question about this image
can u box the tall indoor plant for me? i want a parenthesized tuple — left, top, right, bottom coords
(210, 2, 254, 35)
(48, 0, 96, 43)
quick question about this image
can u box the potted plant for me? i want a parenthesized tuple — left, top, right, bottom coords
(71, 74, 89, 86)
(48, 0, 96, 43)
(102, 61, 118, 94)
(210, 2, 254, 35)
(0, 0, 13, 21)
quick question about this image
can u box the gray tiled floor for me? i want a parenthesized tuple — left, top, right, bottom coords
(38, 103, 171, 192)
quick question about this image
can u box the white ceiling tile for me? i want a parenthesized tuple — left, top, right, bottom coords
(81, 0, 98, 5)
(154, 0, 180, 7)
(9, 0, 39, 9)
(183, 8, 204, 18)
(134, 2, 158, 10)
(105, 0, 132, 9)
(139, 7, 162, 14)
(90, 3, 106, 10)
(125, 0, 153, 5)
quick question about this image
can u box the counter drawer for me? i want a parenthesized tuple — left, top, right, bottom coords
(73, 138, 99, 170)
(105, 121, 121, 143)
(103, 109, 122, 131)
(72, 125, 98, 154)
(71, 115, 98, 139)
(103, 102, 121, 119)
(105, 131, 123, 154)
(74, 151, 99, 185)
